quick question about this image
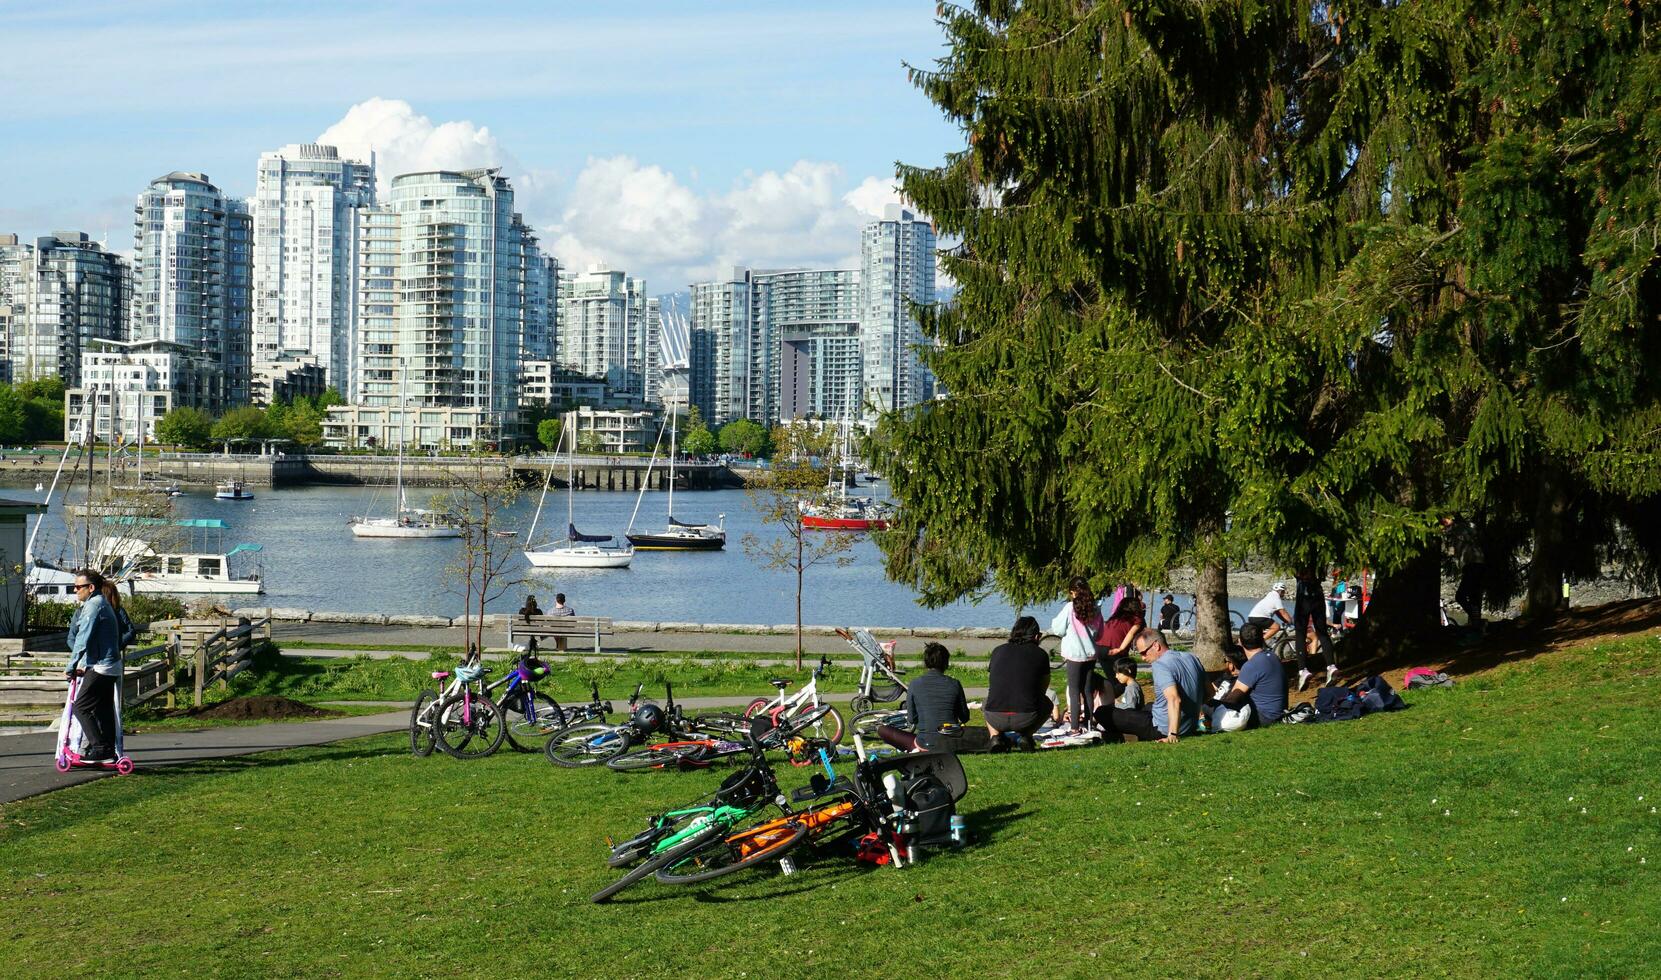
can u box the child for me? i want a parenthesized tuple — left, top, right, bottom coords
(1112, 656, 1144, 710)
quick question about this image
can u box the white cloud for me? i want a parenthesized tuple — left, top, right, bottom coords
(313, 100, 930, 292)
(317, 98, 516, 198)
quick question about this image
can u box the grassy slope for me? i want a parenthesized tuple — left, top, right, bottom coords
(2, 635, 1657, 977)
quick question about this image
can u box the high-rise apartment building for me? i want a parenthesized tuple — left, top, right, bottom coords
(348, 206, 401, 406)
(860, 204, 936, 416)
(389, 169, 523, 432)
(0, 232, 129, 387)
(516, 221, 557, 364)
(688, 270, 754, 425)
(688, 267, 861, 426)
(130, 172, 253, 410)
(251, 143, 376, 392)
(558, 267, 651, 402)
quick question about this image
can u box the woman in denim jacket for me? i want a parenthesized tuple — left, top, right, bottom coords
(64, 568, 122, 762)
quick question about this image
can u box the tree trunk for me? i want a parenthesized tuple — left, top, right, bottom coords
(1524, 465, 1573, 621)
(1193, 559, 1230, 671)
(1345, 546, 1441, 661)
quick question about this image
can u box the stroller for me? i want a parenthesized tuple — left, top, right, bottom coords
(836, 627, 909, 714)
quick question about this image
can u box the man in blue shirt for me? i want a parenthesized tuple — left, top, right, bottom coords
(1211, 622, 1288, 728)
(1093, 628, 1205, 743)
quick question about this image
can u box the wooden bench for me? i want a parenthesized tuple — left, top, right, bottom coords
(506, 615, 613, 654)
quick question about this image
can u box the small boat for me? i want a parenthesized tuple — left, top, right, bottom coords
(625, 402, 725, 552)
(348, 377, 463, 540)
(91, 517, 264, 595)
(149, 483, 183, 497)
(214, 481, 254, 501)
(33, 482, 43, 493)
(525, 414, 634, 568)
(801, 496, 893, 532)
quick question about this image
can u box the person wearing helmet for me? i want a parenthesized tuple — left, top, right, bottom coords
(1246, 582, 1293, 642)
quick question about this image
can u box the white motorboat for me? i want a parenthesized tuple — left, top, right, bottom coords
(214, 481, 254, 501)
(93, 517, 264, 595)
(524, 411, 633, 568)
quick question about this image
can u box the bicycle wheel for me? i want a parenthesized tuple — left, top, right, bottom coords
(606, 746, 689, 772)
(742, 697, 771, 719)
(435, 691, 506, 760)
(693, 713, 749, 737)
(592, 823, 727, 904)
(848, 694, 873, 715)
(502, 692, 566, 753)
(1230, 609, 1246, 629)
(850, 707, 906, 740)
(409, 689, 439, 757)
(654, 818, 808, 885)
(546, 723, 633, 768)
(607, 809, 709, 868)
(793, 703, 844, 744)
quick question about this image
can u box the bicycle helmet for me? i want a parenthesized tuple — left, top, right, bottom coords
(455, 662, 485, 683)
(631, 703, 666, 735)
(1272, 581, 1287, 593)
(715, 766, 770, 807)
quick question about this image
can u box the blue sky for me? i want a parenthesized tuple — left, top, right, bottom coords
(0, 0, 960, 288)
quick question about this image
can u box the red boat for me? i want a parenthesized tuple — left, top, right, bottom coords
(800, 497, 892, 531)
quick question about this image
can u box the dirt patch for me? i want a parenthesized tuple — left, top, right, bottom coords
(1342, 595, 1661, 683)
(187, 696, 339, 721)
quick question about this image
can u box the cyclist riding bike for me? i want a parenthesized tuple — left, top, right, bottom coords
(1246, 582, 1294, 643)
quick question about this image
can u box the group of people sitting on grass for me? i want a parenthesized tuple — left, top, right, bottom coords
(876, 576, 1317, 754)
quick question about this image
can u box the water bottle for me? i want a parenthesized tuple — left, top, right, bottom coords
(949, 814, 966, 847)
(778, 856, 797, 876)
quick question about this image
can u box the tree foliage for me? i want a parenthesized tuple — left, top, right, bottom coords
(154, 406, 214, 450)
(537, 417, 564, 452)
(717, 418, 770, 457)
(879, 0, 1659, 648)
(433, 462, 522, 656)
(210, 406, 269, 445)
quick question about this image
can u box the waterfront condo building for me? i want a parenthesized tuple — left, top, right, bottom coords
(251, 143, 377, 395)
(323, 169, 533, 449)
(558, 267, 653, 404)
(64, 338, 220, 444)
(859, 204, 936, 417)
(688, 267, 861, 427)
(130, 172, 252, 411)
(0, 232, 130, 387)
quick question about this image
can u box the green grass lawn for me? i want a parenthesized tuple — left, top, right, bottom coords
(234, 643, 988, 704)
(2, 634, 1657, 977)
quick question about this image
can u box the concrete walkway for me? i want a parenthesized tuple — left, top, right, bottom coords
(0, 710, 405, 806)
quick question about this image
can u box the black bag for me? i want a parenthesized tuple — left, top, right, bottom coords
(1355, 674, 1407, 713)
(901, 773, 956, 847)
(1314, 685, 1363, 721)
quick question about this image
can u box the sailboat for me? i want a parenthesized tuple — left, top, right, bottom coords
(348, 378, 461, 539)
(625, 401, 725, 551)
(800, 413, 893, 531)
(524, 414, 633, 569)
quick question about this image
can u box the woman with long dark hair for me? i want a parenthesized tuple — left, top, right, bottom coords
(983, 615, 1053, 751)
(1048, 576, 1104, 735)
(64, 568, 123, 763)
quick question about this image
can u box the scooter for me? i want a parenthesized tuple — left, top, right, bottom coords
(54, 672, 135, 774)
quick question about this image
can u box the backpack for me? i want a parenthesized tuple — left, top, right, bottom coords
(1354, 674, 1407, 713)
(1403, 667, 1455, 690)
(900, 772, 957, 847)
(1314, 685, 1364, 721)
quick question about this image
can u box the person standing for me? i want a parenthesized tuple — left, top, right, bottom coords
(983, 616, 1053, 751)
(1292, 567, 1338, 691)
(1049, 576, 1105, 734)
(64, 569, 122, 763)
(1094, 628, 1204, 743)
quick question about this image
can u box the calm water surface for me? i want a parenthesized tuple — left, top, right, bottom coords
(18, 482, 1271, 628)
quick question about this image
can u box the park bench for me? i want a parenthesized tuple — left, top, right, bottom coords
(506, 614, 613, 654)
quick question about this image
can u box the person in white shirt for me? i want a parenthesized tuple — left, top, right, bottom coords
(1246, 582, 1293, 641)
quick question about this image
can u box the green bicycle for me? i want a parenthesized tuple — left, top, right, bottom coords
(592, 721, 791, 904)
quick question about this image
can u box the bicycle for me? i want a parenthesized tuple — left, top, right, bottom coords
(407, 654, 506, 759)
(544, 683, 666, 768)
(592, 718, 792, 903)
(487, 652, 566, 752)
(605, 704, 838, 772)
(835, 627, 908, 714)
(742, 655, 845, 744)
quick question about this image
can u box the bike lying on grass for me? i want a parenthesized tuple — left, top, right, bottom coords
(594, 717, 969, 903)
(605, 704, 841, 772)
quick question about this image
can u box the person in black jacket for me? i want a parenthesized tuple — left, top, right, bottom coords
(982, 616, 1053, 752)
(878, 641, 969, 752)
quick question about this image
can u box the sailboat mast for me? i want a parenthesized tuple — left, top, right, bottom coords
(395, 367, 407, 515)
(565, 411, 575, 533)
(84, 397, 95, 565)
(525, 416, 555, 548)
(667, 398, 677, 519)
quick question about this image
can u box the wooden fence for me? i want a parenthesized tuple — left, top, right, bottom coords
(0, 615, 270, 715)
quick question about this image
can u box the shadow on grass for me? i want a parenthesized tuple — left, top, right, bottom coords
(123, 745, 399, 778)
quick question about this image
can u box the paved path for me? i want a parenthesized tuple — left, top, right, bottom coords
(0, 711, 406, 806)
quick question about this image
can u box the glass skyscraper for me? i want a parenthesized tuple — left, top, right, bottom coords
(860, 205, 937, 416)
(0, 232, 129, 387)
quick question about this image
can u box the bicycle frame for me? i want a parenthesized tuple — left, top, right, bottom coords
(752, 657, 831, 725)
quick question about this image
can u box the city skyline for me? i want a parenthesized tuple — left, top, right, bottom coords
(0, 2, 958, 291)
